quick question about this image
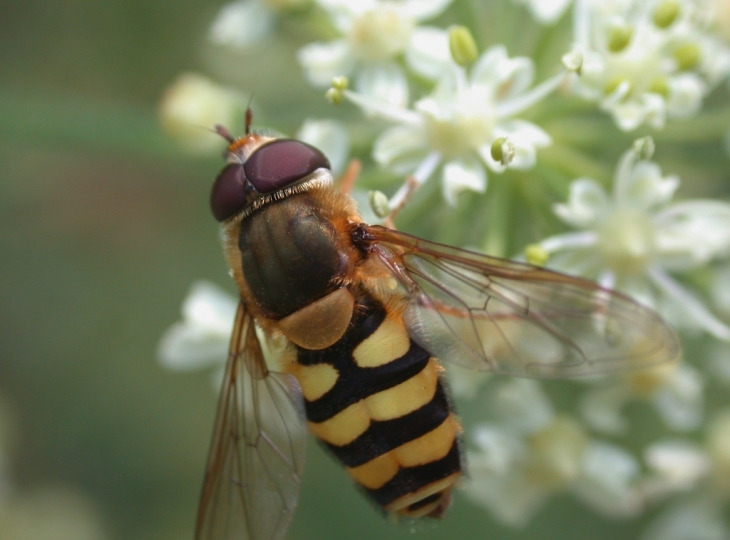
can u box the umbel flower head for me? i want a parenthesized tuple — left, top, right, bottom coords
(540, 140, 730, 339)
(339, 43, 571, 206)
(298, 0, 454, 106)
(571, 0, 730, 130)
(464, 379, 642, 526)
(638, 409, 730, 540)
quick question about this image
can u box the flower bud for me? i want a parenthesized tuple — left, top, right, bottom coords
(525, 244, 550, 266)
(448, 25, 478, 67)
(369, 190, 391, 218)
(491, 137, 515, 166)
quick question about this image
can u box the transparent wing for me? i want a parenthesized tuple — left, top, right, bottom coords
(361, 225, 681, 378)
(195, 302, 307, 540)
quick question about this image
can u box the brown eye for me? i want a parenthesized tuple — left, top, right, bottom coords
(244, 139, 330, 193)
(210, 163, 248, 221)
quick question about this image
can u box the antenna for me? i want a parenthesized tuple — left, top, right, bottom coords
(245, 108, 253, 136)
(244, 93, 255, 135)
(213, 124, 235, 143)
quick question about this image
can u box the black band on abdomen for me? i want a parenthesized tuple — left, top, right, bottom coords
(325, 380, 451, 467)
(364, 441, 462, 507)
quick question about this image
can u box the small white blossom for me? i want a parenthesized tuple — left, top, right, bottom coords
(640, 410, 730, 540)
(540, 145, 730, 339)
(343, 45, 564, 205)
(159, 73, 244, 153)
(157, 281, 294, 389)
(298, 0, 453, 105)
(157, 281, 237, 372)
(571, 0, 730, 130)
(464, 379, 642, 526)
(580, 362, 704, 434)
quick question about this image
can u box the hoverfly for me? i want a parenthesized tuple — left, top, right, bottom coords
(194, 112, 681, 540)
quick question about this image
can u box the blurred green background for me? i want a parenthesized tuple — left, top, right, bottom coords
(0, 1, 691, 539)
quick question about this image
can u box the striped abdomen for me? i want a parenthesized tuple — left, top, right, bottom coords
(286, 294, 462, 518)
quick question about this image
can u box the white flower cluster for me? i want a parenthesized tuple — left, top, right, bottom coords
(571, 0, 730, 130)
(158, 0, 730, 535)
(463, 379, 642, 525)
(541, 143, 730, 338)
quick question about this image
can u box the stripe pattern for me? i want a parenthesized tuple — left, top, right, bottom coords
(289, 293, 462, 518)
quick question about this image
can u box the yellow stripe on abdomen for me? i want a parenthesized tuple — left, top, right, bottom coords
(364, 358, 439, 421)
(353, 311, 410, 368)
(345, 412, 460, 489)
(393, 413, 459, 468)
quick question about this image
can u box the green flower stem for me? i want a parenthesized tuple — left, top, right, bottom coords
(395, 175, 441, 234)
(481, 173, 512, 258)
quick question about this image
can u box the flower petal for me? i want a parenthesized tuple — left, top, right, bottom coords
(643, 440, 710, 498)
(157, 282, 237, 371)
(654, 201, 730, 270)
(608, 92, 666, 132)
(400, 0, 453, 21)
(183, 281, 238, 331)
(666, 74, 705, 119)
(372, 124, 430, 174)
(649, 267, 730, 341)
(317, 0, 370, 28)
(472, 46, 535, 97)
(405, 26, 451, 79)
(157, 322, 231, 371)
(553, 179, 609, 228)
(614, 159, 679, 211)
(355, 61, 409, 107)
(441, 155, 487, 206)
(517, 0, 572, 24)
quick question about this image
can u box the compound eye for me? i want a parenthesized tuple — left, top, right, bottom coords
(210, 163, 248, 221)
(244, 139, 330, 193)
